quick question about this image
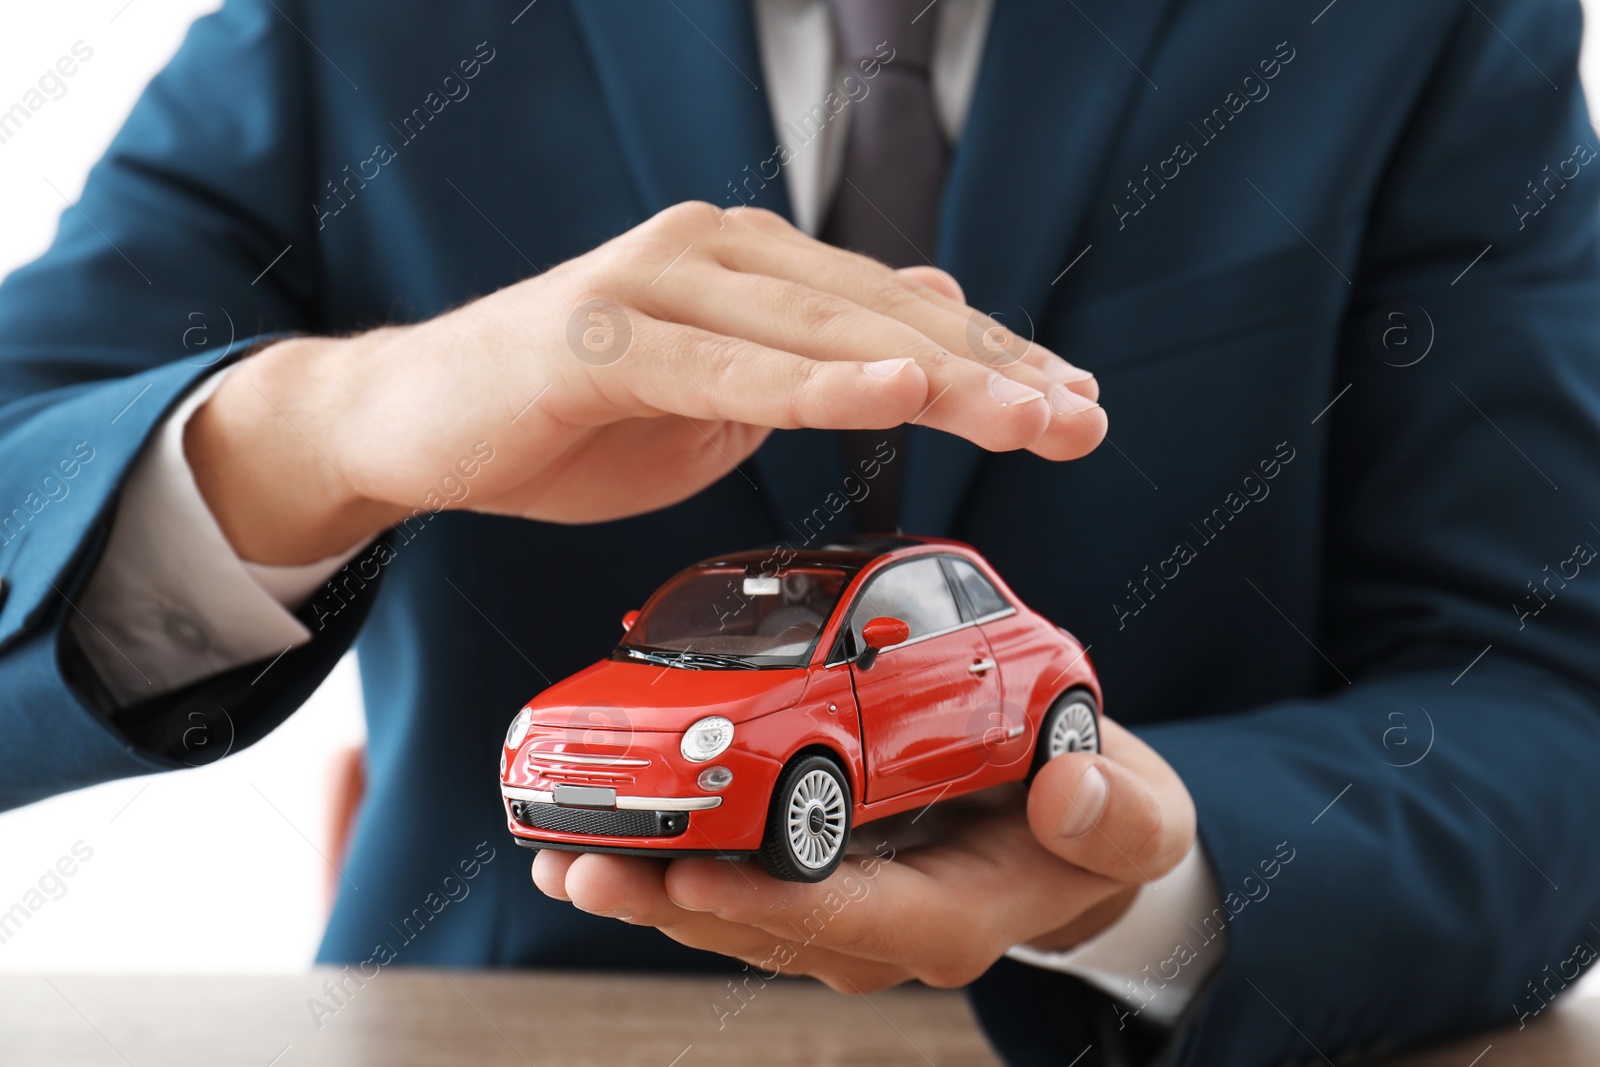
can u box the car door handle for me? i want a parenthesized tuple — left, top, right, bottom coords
(968, 659, 996, 675)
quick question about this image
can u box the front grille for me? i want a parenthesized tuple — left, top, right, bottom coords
(526, 749, 644, 786)
(511, 801, 688, 838)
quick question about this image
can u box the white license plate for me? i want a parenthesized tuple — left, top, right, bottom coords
(552, 784, 617, 810)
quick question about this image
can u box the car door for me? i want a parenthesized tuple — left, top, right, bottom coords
(845, 556, 1001, 803)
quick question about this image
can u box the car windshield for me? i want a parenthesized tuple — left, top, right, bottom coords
(617, 564, 850, 668)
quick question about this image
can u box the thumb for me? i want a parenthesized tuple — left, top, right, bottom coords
(1025, 722, 1195, 885)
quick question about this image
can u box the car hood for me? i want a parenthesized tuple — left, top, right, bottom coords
(524, 658, 811, 730)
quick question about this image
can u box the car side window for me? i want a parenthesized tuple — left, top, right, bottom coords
(848, 558, 962, 647)
(948, 558, 1009, 618)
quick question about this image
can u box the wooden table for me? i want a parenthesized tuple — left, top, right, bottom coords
(1, 970, 1594, 1066)
(1363, 1000, 1600, 1067)
(1, 971, 999, 1066)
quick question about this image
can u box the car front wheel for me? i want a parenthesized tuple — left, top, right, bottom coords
(758, 754, 851, 882)
(1033, 689, 1101, 774)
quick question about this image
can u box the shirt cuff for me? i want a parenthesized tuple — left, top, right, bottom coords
(69, 365, 367, 708)
(1004, 841, 1227, 1028)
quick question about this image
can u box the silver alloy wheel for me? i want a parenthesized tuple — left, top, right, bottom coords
(1047, 698, 1100, 757)
(786, 767, 847, 870)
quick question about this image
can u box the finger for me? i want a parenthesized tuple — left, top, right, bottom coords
(895, 265, 964, 304)
(874, 786, 1139, 951)
(643, 211, 1105, 452)
(562, 851, 796, 954)
(663, 856, 989, 987)
(561, 311, 932, 432)
(707, 244, 1107, 456)
(644, 205, 1098, 401)
(664, 818, 1111, 989)
(714, 220, 1098, 397)
(1026, 718, 1197, 884)
(559, 853, 912, 993)
(893, 265, 1094, 404)
(563, 855, 814, 963)
(560, 852, 673, 919)
(652, 909, 913, 996)
(723, 232, 1087, 392)
(640, 267, 1103, 458)
(531, 848, 579, 900)
(893, 272, 1100, 403)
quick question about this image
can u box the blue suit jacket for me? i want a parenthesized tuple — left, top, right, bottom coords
(4, 1, 1600, 1063)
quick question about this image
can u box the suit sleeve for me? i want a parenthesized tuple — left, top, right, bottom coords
(970, 3, 1600, 1065)
(0, 0, 366, 811)
(68, 364, 367, 707)
(1149, 3, 1600, 1062)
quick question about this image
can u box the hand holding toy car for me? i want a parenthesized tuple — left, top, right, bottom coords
(531, 724, 1192, 993)
(508, 537, 1197, 990)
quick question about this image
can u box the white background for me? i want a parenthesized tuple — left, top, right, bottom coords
(0, 0, 369, 972)
(1, 0, 1599, 979)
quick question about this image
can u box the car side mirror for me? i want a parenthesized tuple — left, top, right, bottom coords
(621, 609, 640, 633)
(856, 616, 910, 671)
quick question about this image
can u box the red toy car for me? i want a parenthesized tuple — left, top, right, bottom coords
(499, 535, 1101, 882)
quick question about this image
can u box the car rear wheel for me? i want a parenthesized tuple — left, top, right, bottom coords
(758, 754, 851, 882)
(1033, 689, 1101, 774)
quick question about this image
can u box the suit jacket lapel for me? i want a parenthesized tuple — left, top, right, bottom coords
(567, 1, 789, 218)
(569, 1, 838, 534)
(905, 0, 1179, 536)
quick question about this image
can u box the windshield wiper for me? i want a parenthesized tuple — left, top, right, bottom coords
(672, 651, 762, 671)
(624, 648, 700, 669)
(622, 648, 761, 671)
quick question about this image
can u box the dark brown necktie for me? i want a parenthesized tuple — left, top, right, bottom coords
(821, 0, 949, 534)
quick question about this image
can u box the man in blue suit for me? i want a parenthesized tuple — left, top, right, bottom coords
(4, 0, 1600, 1062)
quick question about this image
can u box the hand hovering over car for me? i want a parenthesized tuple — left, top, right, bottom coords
(531, 718, 1196, 993)
(183, 203, 1106, 566)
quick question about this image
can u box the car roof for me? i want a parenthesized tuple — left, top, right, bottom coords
(694, 534, 947, 574)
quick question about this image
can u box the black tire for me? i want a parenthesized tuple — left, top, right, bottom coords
(758, 754, 852, 882)
(1031, 689, 1101, 775)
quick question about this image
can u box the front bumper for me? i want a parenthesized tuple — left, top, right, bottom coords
(501, 785, 724, 812)
(509, 837, 758, 862)
(500, 729, 780, 853)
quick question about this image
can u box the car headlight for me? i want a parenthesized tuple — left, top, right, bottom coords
(680, 716, 734, 763)
(505, 707, 532, 750)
